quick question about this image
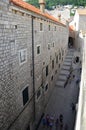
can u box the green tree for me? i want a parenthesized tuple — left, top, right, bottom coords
(26, 0, 86, 9)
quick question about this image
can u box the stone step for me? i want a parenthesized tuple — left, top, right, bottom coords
(63, 61, 72, 66)
(58, 75, 68, 81)
(60, 70, 70, 76)
(56, 80, 65, 87)
(65, 59, 72, 62)
(62, 65, 71, 71)
(66, 56, 73, 59)
(67, 52, 73, 56)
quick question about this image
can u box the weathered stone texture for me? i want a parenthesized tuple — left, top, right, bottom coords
(0, 1, 69, 130)
(0, 2, 34, 130)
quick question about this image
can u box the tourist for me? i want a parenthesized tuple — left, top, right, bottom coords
(42, 117, 46, 128)
(59, 114, 64, 130)
(55, 118, 58, 130)
(59, 114, 63, 122)
(46, 114, 50, 127)
(59, 120, 63, 130)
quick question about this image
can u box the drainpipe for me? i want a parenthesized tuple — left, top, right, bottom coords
(31, 16, 36, 120)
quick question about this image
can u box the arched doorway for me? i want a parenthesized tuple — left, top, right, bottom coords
(68, 37, 74, 48)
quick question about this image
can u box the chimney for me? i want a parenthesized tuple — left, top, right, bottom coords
(39, 0, 45, 13)
(58, 13, 61, 21)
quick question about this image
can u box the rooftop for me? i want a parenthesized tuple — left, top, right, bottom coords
(10, 0, 65, 26)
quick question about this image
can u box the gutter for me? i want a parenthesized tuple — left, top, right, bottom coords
(31, 16, 36, 120)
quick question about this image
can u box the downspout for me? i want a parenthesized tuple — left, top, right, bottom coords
(31, 16, 35, 120)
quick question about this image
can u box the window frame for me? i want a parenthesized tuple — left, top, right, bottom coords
(37, 45, 41, 54)
(52, 60, 54, 69)
(45, 83, 48, 92)
(36, 88, 42, 100)
(49, 24, 50, 31)
(19, 49, 27, 65)
(46, 65, 48, 77)
(40, 22, 43, 31)
(22, 86, 29, 106)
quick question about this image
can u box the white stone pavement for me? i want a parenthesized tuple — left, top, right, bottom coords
(38, 49, 80, 130)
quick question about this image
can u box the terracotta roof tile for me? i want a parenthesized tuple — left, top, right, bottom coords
(10, 0, 65, 26)
(69, 25, 75, 31)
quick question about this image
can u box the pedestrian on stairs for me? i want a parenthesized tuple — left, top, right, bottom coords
(55, 118, 58, 130)
(59, 114, 64, 130)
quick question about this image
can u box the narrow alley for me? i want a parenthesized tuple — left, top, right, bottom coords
(38, 49, 80, 130)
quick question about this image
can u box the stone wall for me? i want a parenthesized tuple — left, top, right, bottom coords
(0, 0, 69, 130)
(0, 1, 34, 130)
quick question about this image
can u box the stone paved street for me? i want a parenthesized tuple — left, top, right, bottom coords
(38, 50, 80, 130)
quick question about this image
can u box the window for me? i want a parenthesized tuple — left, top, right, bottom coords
(48, 43, 50, 50)
(56, 55, 58, 64)
(40, 23, 43, 31)
(45, 84, 48, 92)
(15, 25, 17, 29)
(59, 52, 61, 60)
(19, 49, 27, 64)
(49, 25, 50, 31)
(55, 26, 56, 31)
(53, 42, 54, 47)
(46, 65, 48, 76)
(51, 75, 53, 81)
(37, 89, 41, 99)
(52, 60, 54, 69)
(37, 45, 40, 54)
(22, 87, 29, 106)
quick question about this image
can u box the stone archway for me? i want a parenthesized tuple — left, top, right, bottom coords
(68, 37, 74, 48)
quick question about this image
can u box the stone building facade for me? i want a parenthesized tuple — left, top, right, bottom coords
(0, 0, 69, 130)
(74, 9, 86, 130)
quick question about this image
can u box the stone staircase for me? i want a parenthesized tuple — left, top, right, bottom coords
(56, 49, 74, 88)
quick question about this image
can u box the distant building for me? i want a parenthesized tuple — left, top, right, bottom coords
(48, 8, 70, 24)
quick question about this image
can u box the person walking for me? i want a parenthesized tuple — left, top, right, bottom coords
(46, 114, 50, 127)
(42, 117, 46, 128)
(49, 115, 54, 130)
(59, 121, 63, 130)
(55, 118, 58, 130)
(59, 114, 63, 122)
(59, 114, 63, 130)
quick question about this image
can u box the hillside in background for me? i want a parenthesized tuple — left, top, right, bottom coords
(27, 0, 86, 10)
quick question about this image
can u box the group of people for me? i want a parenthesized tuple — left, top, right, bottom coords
(42, 114, 68, 130)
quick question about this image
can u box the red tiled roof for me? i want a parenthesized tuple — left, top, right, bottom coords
(10, 0, 65, 26)
(69, 25, 75, 31)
